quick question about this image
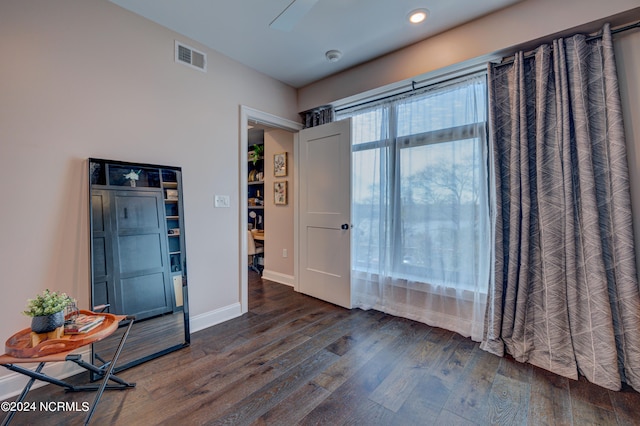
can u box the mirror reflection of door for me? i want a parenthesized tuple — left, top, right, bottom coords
(89, 158, 189, 374)
(92, 190, 173, 320)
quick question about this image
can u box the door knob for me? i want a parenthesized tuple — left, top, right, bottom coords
(341, 224, 349, 230)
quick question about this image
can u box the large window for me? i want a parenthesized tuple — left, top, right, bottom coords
(339, 73, 489, 292)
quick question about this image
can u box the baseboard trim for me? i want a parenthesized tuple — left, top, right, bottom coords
(261, 270, 294, 287)
(188, 302, 242, 333)
(0, 347, 91, 402)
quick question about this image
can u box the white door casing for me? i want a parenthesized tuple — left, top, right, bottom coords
(298, 119, 352, 308)
(240, 106, 302, 314)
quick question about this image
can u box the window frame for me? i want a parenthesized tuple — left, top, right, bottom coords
(340, 72, 489, 291)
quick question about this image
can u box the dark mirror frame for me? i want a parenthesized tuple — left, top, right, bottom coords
(88, 158, 189, 375)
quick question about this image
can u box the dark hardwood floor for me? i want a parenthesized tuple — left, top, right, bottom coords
(5, 272, 640, 425)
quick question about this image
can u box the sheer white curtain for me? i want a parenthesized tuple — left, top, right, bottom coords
(338, 73, 490, 341)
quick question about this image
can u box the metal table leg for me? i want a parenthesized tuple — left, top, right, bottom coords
(1, 363, 45, 426)
(83, 315, 135, 425)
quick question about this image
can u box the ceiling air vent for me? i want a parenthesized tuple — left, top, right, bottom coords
(175, 41, 207, 72)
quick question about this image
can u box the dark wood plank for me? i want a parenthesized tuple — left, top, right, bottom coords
(442, 345, 501, 424)
(368, 325, 451, 412)
(312, 327, 397, 392)
(4, 271, 640, 425)
(431, 332, 477, 391)
(527, 365, 573, 426)
(300, 316, 433, 424)
(571, 395, 618, 425)
(436, 409, 479, 425)
(487, 373, 530, 425)
(209, 349, 339, 425)
(569, 375, 615, 411)
(610, 383, 640, 425)
(252, 381, 330, 425)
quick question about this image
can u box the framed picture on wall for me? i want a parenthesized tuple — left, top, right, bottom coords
(274, 181, 287, 205)
(274, 152, 287, 177)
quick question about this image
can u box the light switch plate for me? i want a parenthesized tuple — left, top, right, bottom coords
(214, 195, 230, 208)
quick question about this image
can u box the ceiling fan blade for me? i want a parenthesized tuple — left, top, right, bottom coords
(269, 0, 320, 32)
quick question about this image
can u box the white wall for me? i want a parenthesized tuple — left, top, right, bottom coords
(263, 129, 295, 283)
(0, 0, 298, 386)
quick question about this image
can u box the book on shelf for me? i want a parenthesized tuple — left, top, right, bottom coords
(64, 314, 105, 334)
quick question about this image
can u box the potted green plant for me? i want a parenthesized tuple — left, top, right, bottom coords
(249, 144, 264, 165)
(23, 289, 74, 333)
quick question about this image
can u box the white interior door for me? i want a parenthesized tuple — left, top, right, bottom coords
(298, 119, 351, 308)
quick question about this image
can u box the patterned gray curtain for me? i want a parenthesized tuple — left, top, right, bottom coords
(482, 23, 640, 391)
(300, 106, 334, 128)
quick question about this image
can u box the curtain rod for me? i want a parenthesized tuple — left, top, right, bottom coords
(334, 21, 639, 113)
(494, 21, 640, 68)
(334, 69, 487, 113)
(587, 20, 640, 41)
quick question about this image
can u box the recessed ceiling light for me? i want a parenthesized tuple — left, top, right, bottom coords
(408, 8, 429, 24)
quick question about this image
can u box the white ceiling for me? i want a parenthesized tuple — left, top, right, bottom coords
(110, 0, 521, 88)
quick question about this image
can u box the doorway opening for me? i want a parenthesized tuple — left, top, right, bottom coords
(239, 106, 302, 314)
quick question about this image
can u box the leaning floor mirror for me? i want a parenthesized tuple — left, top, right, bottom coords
(88, 158, 189, 375)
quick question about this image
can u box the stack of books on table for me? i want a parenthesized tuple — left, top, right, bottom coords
(64, 314, 105, 335)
